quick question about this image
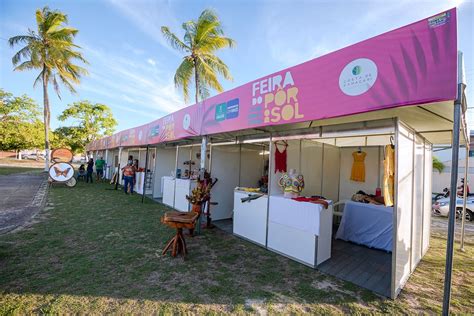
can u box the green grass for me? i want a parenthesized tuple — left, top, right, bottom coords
(0, 182, 472, 314)
(0, 166, 43, 175)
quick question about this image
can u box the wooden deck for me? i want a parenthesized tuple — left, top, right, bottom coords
(318, 239, 392, 297)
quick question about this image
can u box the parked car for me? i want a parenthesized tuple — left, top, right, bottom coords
(21, 153, 45, 160)
(432, 196, 474, 221)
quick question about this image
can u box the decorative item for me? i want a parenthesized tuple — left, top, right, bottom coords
(383, 141, 395, 206)
(274, 141, 288, 173)
(48, 162, 74, 182)
(350, 148, 366, 182)
(51, 148, 73, 163)
(278, 168, 304, 198)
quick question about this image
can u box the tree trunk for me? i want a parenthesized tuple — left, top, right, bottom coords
(42, 68, 50, 172)
(194, 59, 199, 104)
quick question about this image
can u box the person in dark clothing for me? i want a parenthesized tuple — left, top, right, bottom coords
(86, 158, 94, 183)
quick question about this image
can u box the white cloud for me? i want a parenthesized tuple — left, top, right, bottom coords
(105, 0, 180, 55)
(147, 58, 156, 66)
(77, 42, 186, 122)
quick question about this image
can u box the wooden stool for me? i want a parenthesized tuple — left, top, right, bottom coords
(161, 211, 198, 258)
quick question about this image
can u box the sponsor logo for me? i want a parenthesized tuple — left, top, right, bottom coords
(339, 58, 378, 96)
(150, 125, 160, 137)
(215, 98, 240, 122)
(428, 11, 450, 28)
(183, 114, 191, 130)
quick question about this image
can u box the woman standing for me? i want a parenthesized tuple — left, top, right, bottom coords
(86, 158, 94, 183)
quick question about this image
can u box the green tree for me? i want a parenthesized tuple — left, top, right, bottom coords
(433, 156, 445, 173)
(9, 6, 88, 171)
(57, 100, 117, 154)
(0, 89, 44, 155)
(161, 9, 235, 103)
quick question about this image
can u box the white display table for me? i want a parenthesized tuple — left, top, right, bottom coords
(174, 178, 197, 212)
(267, 195, 333, 267)
(135, 172, 145, 194)
(233, 190, 268, 246)
(162, 176, 175, 207)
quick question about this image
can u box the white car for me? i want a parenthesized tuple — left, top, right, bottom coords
(433, 197, 474, 221)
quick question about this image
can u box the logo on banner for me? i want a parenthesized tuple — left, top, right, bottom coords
(250, 71, 303, 125)
(150, 125, 160, 137)
(183, 113, 191, 130)
(214, 98, 240, 122)
(428, 11, 450, 28)
(339, 58, 378, 96)
(162, 115, 175, 140)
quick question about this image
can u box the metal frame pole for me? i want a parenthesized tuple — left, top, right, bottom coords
(142, 145, 149, 203)
(460, 144, 468, 251)
(442, 90, 462, 315)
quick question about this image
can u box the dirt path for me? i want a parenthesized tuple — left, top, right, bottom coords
(0, 172, 48, 234)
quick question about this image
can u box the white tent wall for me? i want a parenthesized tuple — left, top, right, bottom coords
(152, 148, 176, 199)
(210, 143, 266, 221)
(392, 121, 432, 298)
(210, 145, 241, 220)
(339, 147, 383, 201)
(422, 143, 432, 255)
(239, 144, 266, 187)
(412, 135, 424, 270)
(393, 123, 414, 297)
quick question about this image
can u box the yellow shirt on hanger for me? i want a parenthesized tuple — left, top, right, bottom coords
(350, 151, 366, 182)
(383, 144, 395, 207)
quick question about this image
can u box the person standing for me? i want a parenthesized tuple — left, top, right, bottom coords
(86, 158, 94, 183)
(122, 161, 136, 194)
(95, 156, 106, 181)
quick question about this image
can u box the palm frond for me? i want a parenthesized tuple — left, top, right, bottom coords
(13, 60, 38, 71)
(8, 35, 36, 47)
(161, 26, 190, 52)
(182, 21, 196, 47)
(11, 45, 32, 65)
(200, 54, 233, 80)
(196, 56, 223, 93)
(174, 57, 194, 103)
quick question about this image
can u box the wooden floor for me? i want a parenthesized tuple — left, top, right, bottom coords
(318, 239, 392, 297)
(213, 218, 391, 297)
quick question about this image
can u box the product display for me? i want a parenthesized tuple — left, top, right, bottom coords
(383, 144, 395, 206)
(274, 142, 288, 173)
(350, 150, 366, 182)
(278, 169, 304, 198)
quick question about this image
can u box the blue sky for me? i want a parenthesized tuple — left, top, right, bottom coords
(1, 0, 473, 132)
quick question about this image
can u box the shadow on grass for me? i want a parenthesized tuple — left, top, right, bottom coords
(1, 182, 458, 313)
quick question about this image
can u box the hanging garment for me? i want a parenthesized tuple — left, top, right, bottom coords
(274, 143, 288, 173)
(350, 151, 366, 182)
(383, 145, 395, 207)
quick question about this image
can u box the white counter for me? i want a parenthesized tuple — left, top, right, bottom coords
(135, 172, 145, 195)
(267, 195, 333, 267)
(233, 190, 268, 246)
(174, 178, 197, 212)
(162, 176, 175, 207)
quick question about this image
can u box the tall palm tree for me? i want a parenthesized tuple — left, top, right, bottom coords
(9, 6, 88, 171)
(161, 9, 235, 104)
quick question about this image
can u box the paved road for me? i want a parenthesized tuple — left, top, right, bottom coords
(0, 172, 48, 234)
(431, 215, 474, 243)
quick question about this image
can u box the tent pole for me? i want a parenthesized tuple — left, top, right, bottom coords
(460, 144, 468, 251)
(442, 88, 462, 316)
(142, 145, 149, 204)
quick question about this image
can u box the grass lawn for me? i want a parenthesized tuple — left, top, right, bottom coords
(0, 166, 43, 176)
(0, 182, 472, 314)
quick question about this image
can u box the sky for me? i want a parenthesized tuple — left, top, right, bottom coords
(1, 0, 473, 132)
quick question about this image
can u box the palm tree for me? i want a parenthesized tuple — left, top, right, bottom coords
(161, 9, 235, 104)
(9, 7, 88, 171)
(433, 156, 445, 173)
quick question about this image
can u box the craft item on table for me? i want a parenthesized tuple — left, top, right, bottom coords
(274, 141, 288, 173)
(383, 141, 395, 206)
(350, 149, 366, 182)
(351, 190, 383, 205)
(236, 187, 261, 192)
(278, 169, 304, 198)
(241, 193, 264, 203)
(258, 175, 268, 193)
(292, 196, 329, 209)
